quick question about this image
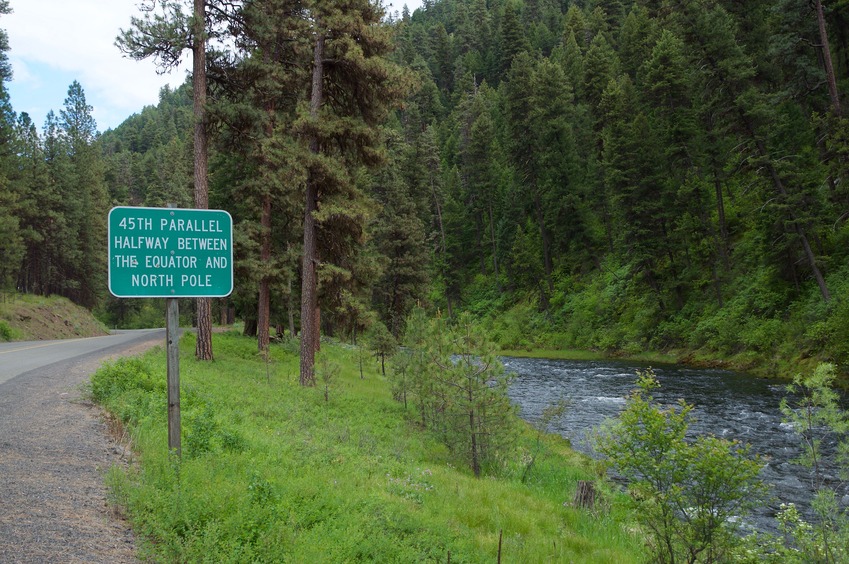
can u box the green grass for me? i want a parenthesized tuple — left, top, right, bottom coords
(0, 319, 16, 341)
(93, 331, 643, 562)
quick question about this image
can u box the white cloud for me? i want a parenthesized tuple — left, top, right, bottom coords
(5, 0, 189, 129)
(9, 55, 37, 86)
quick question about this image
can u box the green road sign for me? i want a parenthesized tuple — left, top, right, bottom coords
(108, 206, 233, 298)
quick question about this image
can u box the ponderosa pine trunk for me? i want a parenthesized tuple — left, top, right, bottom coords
(193, 0, 213, 361)
(257, 97, 275, 353)
(299, 32, 325, 387)
(257, 193, 272, 351)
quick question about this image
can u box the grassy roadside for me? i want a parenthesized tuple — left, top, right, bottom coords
(91, 331, 643, 562)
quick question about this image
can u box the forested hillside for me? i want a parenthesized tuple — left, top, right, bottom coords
(386, 0, 849, 375)
(1, 0, 848, 375)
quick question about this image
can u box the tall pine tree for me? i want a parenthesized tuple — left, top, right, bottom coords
(297, 0, 410, 385)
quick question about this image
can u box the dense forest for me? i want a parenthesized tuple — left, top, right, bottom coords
(1, 0, 849, 375)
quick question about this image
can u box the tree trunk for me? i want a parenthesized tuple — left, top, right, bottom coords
(712, 164, 730, 270)
(314, 304, 321, 353)
(468, 385, 480, 477)
(257, 96, 275, 353)
(220, 298, 228, 325)
(488, 200, 501, 292)
(574, 480, 596, 508)
(287, 277, 296, 338)
(195, 301, 213, 359)
(430, 179, 453, 318)
(533, 189, 554, 299)
(432, 178, 448, 257)
(299, 32, 325, 387)
(756, 139, 831, 302)
(193, 0, 213, 361)
(299, 175, 318, 382)
(815, 0, 842, 117)
(257, 193, 272, 352)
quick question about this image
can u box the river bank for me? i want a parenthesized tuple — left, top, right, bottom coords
(499, 347, 675, 365)
(497, 344, 823, 382)
(478, 294, 836, 383)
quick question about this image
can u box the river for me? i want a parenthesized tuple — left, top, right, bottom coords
(503, 356, 846, 532)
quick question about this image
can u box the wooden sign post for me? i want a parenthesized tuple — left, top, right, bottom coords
(166, 297, 181, 455)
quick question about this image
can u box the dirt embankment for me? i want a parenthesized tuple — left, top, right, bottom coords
(0, 294, 108, 341)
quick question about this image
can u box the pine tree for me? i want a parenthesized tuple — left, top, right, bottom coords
(450, 80, 509, 292)
(371, 135, 429, 337)
(499, 3, 530, 76)
(583, 32, 620, 113)
(297, 0, 410, 386)
(529, 58, 586, 273)
(0, 0, 9, 83)
(12, 113, 51, 295)
(638, 29, 715, 307)
(505, 53, 569, 304)
(563, 4, 589, 49)
(676, 0, 832, 301)
(618, 5, 658, 79)
(0, 97, 21, 292)
(191, 0, 215, 359)
(429, 23, 453, 92)
(40, 112, 77, 298)
(0, 1, 20, 292)
(213, 0, 309, 352)
(117, 0, 239, 359)
(418, 125, 454, 316)
(554, 29, 585, 97)
(601, 75, 670, 298)
(59, 82, 109, 308)
(401, 311, 516, 477)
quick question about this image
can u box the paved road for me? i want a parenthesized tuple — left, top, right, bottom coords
(0, 329, 166, 563)
(0, 329, 165, 386)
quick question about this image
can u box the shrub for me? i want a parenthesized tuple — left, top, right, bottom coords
(595, 369, 767, 563)
(398, 309, 517, 476)
(90, 357, 161, 404)
(0, 320, 12, 341)
(364, 321, 396, 376)
(775, 363, 849, 563)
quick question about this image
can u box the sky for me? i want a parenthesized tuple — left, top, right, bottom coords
(5, 0, 193, 132)
(4, 0, 422, 134)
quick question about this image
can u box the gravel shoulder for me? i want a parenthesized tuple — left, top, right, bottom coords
(0, 334, 163, 563)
